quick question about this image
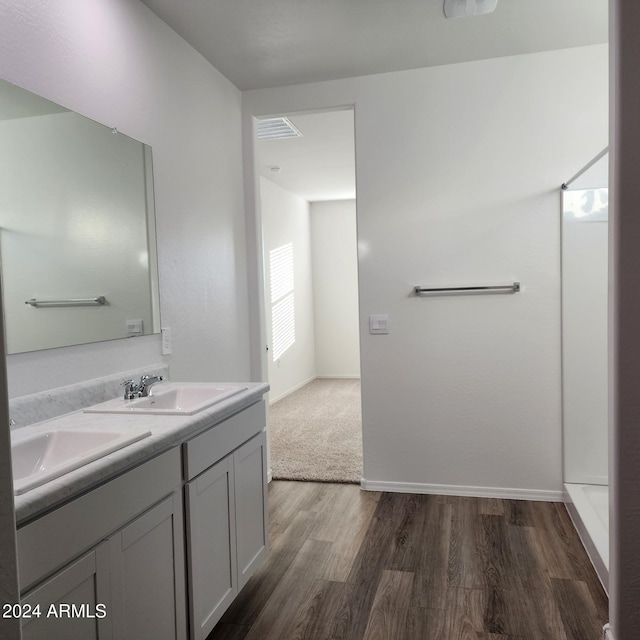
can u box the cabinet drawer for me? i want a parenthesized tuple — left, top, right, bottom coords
(18, 447, 181, 593)
(183, 401, 265, 481)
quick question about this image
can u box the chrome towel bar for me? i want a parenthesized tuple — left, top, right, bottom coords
(25, 296, 107, 307)
(414, 282, 520, 296)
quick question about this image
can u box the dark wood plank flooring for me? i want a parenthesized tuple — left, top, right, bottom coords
(209, 481, 608, 640)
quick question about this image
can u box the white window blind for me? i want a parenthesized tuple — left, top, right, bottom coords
(269, 243, 295, 360)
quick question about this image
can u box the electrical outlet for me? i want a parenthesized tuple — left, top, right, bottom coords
(126, 319, 143, 337)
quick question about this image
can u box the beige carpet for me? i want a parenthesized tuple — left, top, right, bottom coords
(269, 378, 362, 484)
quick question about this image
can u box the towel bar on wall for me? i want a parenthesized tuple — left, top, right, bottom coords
(25, 296, 107, 307)
(414, 282, 520, 296)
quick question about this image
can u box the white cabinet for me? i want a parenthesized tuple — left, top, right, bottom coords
(108, 491, 187, 640)
(185, 456, 237, 639)
(21, 546, 111, 640)
(184, 402, 267, 640)
(21, 492, 186, 640)
(18, 448, 186, 640)
(17, 397, 268, 640)
(234, 432, 268, 591)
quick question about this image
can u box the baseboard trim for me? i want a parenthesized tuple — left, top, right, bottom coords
(268, 375, 317, 405)
(268, 375, 361, 404)
(267, 468, 273, 483)
(360, 479, 563, 502)
(315, 375, 361, 379)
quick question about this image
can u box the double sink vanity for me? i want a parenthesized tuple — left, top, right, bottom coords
(11, 374, 269, 640)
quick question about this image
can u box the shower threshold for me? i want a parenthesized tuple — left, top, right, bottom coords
(564, 482, 609, 594)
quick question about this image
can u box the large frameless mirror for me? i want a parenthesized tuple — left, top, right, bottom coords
(0, 78, 160, 354)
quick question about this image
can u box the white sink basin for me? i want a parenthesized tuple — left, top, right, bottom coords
(12, 428, 151, 495)
(84, 383, 248, 416)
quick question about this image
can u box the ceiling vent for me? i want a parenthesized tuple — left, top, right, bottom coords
(257, 117, 303, 140)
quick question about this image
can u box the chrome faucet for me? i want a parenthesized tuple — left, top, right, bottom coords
(121, 374, 164, 400)
(138, 374, 164, 397)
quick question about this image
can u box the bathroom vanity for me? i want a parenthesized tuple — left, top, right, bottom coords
(12, 382, 269, 640)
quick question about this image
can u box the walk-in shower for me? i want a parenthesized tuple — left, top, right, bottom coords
(561, 148, 609, 591)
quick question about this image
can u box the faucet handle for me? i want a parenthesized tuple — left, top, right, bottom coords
(121, 378, 137, 400)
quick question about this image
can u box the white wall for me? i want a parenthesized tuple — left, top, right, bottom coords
(310, 200, 360, 378)
(0, 0, 250, 396)
(244, 44, 609, 497)
(260, 177, 316, 402)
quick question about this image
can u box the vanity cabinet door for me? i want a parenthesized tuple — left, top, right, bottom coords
(108, 491, 187, 640)
(234, 430, 268, 591)
(21, 544, 112, 640)
(185, 454, 237, 640)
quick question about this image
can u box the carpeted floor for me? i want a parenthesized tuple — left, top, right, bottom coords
(269, 378, 362, 484)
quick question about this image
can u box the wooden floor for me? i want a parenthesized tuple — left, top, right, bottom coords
(209, 481, 608, 640)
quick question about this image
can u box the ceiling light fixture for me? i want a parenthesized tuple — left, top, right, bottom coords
(443, 0, 497, 19)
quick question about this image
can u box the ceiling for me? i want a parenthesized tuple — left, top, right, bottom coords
(140, 0, 607, 202)
(257, 109, 355, 202)
(140, 0, 607, 92)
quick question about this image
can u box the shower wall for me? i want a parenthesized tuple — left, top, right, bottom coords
(562, 187, 608, 485)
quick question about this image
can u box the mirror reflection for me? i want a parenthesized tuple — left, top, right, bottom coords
(0, 79, 160, 354)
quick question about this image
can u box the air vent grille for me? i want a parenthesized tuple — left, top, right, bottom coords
(257, 117, 303, 140)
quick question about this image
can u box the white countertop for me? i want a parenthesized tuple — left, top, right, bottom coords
(14, 382, 269, 525)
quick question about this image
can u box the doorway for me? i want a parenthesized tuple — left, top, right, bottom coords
(255, 108, 362, 483)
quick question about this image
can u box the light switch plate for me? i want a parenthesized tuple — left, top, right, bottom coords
(161, 327, 172, 355)
(369, 314, 390, 334)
